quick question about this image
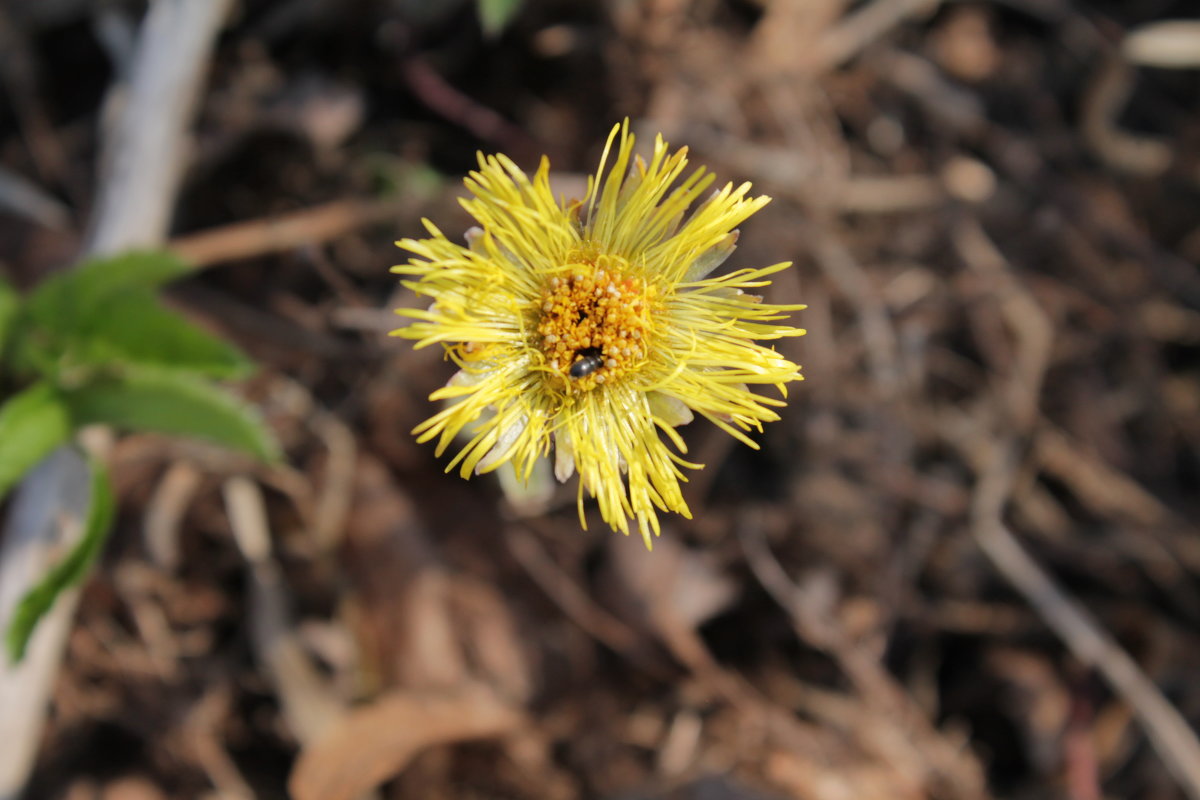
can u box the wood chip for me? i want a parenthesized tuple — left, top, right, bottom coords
(288, 683, 524, 800)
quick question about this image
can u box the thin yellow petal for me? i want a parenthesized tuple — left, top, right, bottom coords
(392, 120, 804, 546)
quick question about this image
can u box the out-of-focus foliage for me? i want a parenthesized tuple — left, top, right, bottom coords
(4, 457, 114, 662)
(0, 250, 277, 663)
(0, 381, 72, 501)
(477, 0, 523, 37)
(13, 251, 250, 380)
(63, 368, 276, 461)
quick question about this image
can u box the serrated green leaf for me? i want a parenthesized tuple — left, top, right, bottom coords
(18, 250, 198, 378)
(0, 381, 72, 502)
(71, 290, 252, 379)
(63, 369, 279, 462)
(5, 456, 115, 663)
(477, 0, 523, 36)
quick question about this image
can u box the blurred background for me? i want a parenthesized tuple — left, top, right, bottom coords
(1, 0, 1200, 798)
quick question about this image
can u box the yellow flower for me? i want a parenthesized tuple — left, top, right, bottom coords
(393, 120, 804, 548)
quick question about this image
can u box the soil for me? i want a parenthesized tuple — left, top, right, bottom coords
(2, 1, 1199, 799)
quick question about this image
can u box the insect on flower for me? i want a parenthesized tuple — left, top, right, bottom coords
(392, 119, 805, 548)
(568, 348, 604, 379)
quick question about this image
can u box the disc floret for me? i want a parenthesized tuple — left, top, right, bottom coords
(536, 254, 658, 392)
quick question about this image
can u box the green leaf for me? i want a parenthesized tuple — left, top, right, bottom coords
(5, 457, 115, 663)
(17, 250, 219, 377)
(63, 369, 279, 462)
(477, 0, 523, 36)
(27, 250, 191, 322)
(0, 274, 18, 365)
(0, 382, 72, 502)
(71, 290, 252, 379)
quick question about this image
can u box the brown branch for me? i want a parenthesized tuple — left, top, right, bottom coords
(971, 442, 1200, 800)
(170, 197, 410, 268)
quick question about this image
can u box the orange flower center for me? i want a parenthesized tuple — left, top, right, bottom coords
(536, 253, 656, 391)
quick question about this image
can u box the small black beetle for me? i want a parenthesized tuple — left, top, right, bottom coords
(569, 348, 604, 379)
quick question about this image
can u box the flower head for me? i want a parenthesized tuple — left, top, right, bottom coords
(393, 120, 804, 548)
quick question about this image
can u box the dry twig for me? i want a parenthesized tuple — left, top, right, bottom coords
(972, 443, 1200, 800)
(948, 215, 1200, 799)
(169, 197, 410, 268)
(224, 475, 345, 745)
(814, 0, 942, 71)
(506, 525, 642, 655)
(741, 518, 989, 799)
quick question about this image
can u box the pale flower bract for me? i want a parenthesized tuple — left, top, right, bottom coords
(393, 120, 805, 548)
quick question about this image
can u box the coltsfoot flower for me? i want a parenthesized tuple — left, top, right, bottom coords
(393, 120, 804, 548)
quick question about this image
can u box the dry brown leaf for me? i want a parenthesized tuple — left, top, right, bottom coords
(766, 748, 924, 800)
(448, 577, 535, 704)
(288, 682, 524, 800)
(608, 531, 738, 633)
(100, 776, 167, 800)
